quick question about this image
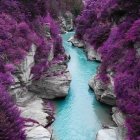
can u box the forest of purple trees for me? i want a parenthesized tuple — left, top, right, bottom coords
(75, 0, 140, 139)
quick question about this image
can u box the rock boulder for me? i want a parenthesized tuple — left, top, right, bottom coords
(17, 92, 52, 140)
(26, 124, 51, 140)
(29, 62, 71, 99)
(96, 127, 118, 140)
(29, 71, 71, 99)
(89, 75, 116, 106)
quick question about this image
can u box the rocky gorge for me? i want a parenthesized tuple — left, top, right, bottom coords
(1, 1, 139, 140)
(6, 9, 75, 139)
(11, 11, 127, 139)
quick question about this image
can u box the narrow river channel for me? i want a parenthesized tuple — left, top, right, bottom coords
(53, 32, 113, 140)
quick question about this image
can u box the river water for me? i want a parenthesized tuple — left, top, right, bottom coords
(53, 32, 112, 140)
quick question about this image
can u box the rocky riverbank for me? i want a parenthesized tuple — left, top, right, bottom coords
(10, 43, 71, 140)
(68, 36, 127, 140)
(10, 24, 72, 139)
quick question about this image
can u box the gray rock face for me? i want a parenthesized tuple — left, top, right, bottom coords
(17, 93, 51, 140)
(10, 44, 51, 139)
(96, 127, 118, 140)
(7, 17, 72, 138)
(59, 16, 67, 34)
(112, 107, 127, 140)
(134, 42, 140, 57)
(89, 75, 116, 106)
(92, 75, 127, 140)
(10, 42, 71, 100)
(20, 96, 48, 126)
(112, 107, 125, 126)
(84, 43, 101, 61)
(68, 36, 85, 48)
(64, 11, 74, 31)
(96, 117, 126, 140)
(29, 62, 71, 99)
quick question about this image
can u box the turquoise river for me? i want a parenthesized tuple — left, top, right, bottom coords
(53, 32, 112, 140)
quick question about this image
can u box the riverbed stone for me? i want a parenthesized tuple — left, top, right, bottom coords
(68, 36, 85, 48)
(58, 16, 67, 34)
(89, 75, 116, 106)
(58, 11, 74, 33)
(112, 107, 125, 126)
(96, 127, 117, 140)
(10, 44, 36, 102)
(25, 123, 51, 140)
(20, 96, 48, 126)
(64, 11, 74, 31)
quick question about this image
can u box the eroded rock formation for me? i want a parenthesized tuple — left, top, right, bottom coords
(59, 11, 74, 33)
(68, 36, 101, 61)
(89, 75, 116, 106)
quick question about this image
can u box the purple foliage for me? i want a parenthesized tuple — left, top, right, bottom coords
(0, 0, 65, 78)
(0, 0, 68, 139)
(84, 24, 111, 50)
(0, 13, 31, 140)
(75, 0, 140, 139)
(0, 86, 26, 140)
